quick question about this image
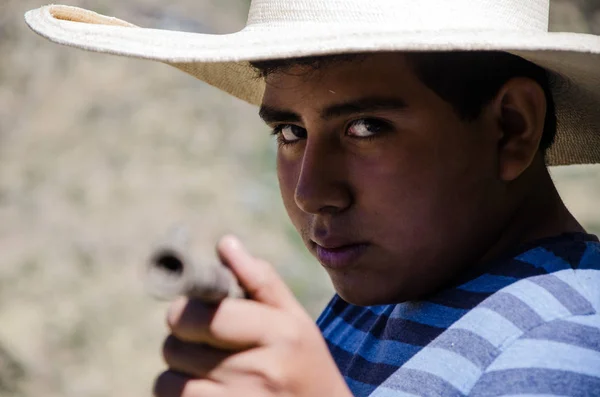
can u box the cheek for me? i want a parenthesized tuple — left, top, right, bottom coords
(360, 129, 494, 240)
(359, 158, 441, 230)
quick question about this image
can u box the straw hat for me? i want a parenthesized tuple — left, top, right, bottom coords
(25, 0, 600, 165)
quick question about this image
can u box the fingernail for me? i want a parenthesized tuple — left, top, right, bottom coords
(221, 234, 241, 250)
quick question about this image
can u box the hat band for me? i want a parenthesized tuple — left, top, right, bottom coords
(246, 0, 550, 32)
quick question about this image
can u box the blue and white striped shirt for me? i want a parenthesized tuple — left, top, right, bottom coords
(317, 233, 600, 396)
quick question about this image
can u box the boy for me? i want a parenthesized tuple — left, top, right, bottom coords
(25, 1, 600, 395)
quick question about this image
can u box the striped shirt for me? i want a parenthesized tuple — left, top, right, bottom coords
(317, 233, 600, 396)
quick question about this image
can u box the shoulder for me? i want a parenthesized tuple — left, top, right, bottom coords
(443, 267, 600, 354)
(369, 269, 600, 397)
(458, 268, 600, 396)
(469, 313, 600, 396)
(466, 267, 600, 396)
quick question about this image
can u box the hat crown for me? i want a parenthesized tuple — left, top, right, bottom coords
(246, 0, 550, 32)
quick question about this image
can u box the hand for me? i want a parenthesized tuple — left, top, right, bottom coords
(153, 235, 353, 397)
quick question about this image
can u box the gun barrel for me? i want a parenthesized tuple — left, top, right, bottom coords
(145, 232, 245, 302)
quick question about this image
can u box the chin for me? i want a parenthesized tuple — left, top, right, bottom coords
(326, 258, 427, 306)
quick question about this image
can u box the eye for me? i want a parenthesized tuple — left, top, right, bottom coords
(347, 119, 390, 138)
(272, 124, 307, 145)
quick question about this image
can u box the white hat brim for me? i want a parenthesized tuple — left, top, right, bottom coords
(25, 5, 600, 165)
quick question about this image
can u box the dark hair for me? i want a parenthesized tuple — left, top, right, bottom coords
(250, 51, 557, 152)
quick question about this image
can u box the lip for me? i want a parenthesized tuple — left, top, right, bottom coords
(313, 241, 369, 269)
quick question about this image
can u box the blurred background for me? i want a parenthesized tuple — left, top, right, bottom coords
(0, 0, 599, 396)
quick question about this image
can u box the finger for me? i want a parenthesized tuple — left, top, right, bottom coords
(153, 370, 224, 397)
(217, 235, 306, 316)
(162, 335, 232, 378)
(162, 345, 293, 393)
(166, 297, 236, 350)
(216, 348, 352, 397)
(168, 296, 295, 348)
(160, 343, 291, 396)
(208, 347, 290, 390)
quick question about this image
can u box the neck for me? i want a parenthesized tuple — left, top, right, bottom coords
(479, 161, 585, 266)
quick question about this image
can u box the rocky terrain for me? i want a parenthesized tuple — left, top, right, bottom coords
(0, 0, 599, 396)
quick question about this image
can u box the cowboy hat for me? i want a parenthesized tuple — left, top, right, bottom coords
(24, 0, 600, 166)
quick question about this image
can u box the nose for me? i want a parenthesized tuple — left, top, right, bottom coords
(294, 137, 352, 215)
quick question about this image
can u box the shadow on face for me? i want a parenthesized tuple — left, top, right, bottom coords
(258, 53, 547, 305)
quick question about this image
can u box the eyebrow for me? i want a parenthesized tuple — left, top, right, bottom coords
(258, 96, 408, 124)
(321, 96, 408, 119)
(258, 106, 301, 124)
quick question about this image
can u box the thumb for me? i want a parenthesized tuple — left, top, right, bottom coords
(217, 235, 306, 317)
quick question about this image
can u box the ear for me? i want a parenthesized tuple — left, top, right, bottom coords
(492, 77, 547, 182)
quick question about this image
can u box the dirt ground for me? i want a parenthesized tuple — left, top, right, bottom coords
(1, 0, 599, 396)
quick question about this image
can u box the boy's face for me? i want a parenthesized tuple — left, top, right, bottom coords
(260, 53, 510, 305)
